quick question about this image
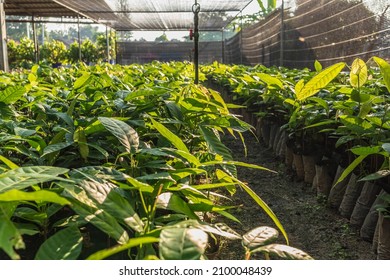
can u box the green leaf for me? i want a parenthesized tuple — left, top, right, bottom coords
(149, 116, 189, 153)
(0, 203, 24, 260)
(0, 85, 25, 104)
(359, 170, 390, 182)
(256, 73, 284, 89)
(156, 192, 198, 220)
(159, 227, 208, 260)
(99, 117, 139, 154)
(314, 60, 323, 72)
(74, 127, 89, 161)
(87, 237, 159, 260)
(382, 143, 390, 154)
(0, 166, 69, 193)
(0, 102, 16, 119)
(350, 146, 381, 156)
(0, 155, 19, 169)
(251, 244, 314, 260)
(73, 72, 92, 90)
(62, 184, 129, 244)
(200, 126, 236, 177)
(334, 154, 367, 186)
(41, 141, 74, 157)
(79, 179, 144, 233)
(35, 226, 83, 260)
(373, 56, 390, 93)
(296, 62, 345, 101)
(350, 58, 368, 88)
(294, 79, 305, 96)
(0, 189, 70, 205)
(242, 226, 279, 250)
(216, 169, 288, 244)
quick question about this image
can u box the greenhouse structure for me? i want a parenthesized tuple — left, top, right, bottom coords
(0, 0, 390, 262)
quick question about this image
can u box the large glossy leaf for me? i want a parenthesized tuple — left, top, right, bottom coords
(242, 226, 279, 250)
(159, 227, 208, 260)
(295, 62, 345, 101)
(149, 116, 190, 153)
(78, 179, 144, 233)
(0, 166, 70, 193)
(99, 117, 139, 154)
(350, 58, 368, 88)
(35, 226, 83, 260)
(0, 189, 70, 205)
(62, 184, 129, 244)
(73, 72, 92, 90)
(251, 244, 314, 260)
(87, 237, 159, 260)
(0, 85, 25, 104)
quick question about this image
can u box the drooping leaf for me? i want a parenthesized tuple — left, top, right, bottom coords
(87, 237, 159, 260)
(200, 126, 236, 177)
(73, 127, 89, 161)
(41, 142, 74, 157)
(359, 170, 390, 182)
(334, 154, 367, 186)
(159, 227, 208, 260)
(99, 117, 139, 154)
(296, 62, 345, 101)
(350, 146, 381, 156)
(35, 226, 83, 260)
(251, 244, 314, 260)
(242, 226, 279, 250)
(216, 169, 288, 244)
(0, 166, 70, 193)
(149, 116, 189, 153)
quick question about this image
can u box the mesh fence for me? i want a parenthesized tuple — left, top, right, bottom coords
(117, 41, 223, 64)
(225, 0, 390, 68)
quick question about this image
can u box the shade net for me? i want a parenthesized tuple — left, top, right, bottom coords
(53, 0, 253, 30)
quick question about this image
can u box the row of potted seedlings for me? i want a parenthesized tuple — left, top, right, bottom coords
(203, 57, 390, 259)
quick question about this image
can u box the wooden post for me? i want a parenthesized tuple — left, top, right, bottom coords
(77, 15, 82, 61)
(192, 1, 200, 84)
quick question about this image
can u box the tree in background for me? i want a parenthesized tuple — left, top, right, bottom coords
(39, 40, 68, 65)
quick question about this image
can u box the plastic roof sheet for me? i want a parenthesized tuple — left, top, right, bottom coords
(4, 0, 80, 17)
(52, 0, 254, 30)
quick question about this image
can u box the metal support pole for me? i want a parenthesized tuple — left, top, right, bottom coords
(221, 29, 225, 64)
(0, 0, 8, 72)
(106, 25, 110, 62)
(192, 1, 200, 84)
(280, 0, 285, 67)
(77, 14, 82, 61)
(240, 11, 243, 65)
(32, 15, 39, 64)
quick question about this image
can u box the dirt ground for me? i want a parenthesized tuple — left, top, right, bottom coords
(214, 132, 377, 260)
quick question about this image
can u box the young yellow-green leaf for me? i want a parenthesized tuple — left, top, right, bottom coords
(149, 116, 190, 153)
(373, 56, 390, 93)
(73, 72, 92, 90)
(296, 62, 345, 101)
(0, 204, 24, 260)
(0, 155, 19, 169)
(294, 79, 305, 96)
(314, 60, 323, 72)
(0, 189, 70, 205)
(0, 85, 25, 104)
(350, 58, 368, 88)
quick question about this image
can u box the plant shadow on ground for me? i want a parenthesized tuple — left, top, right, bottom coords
(214, 132, 376, 260)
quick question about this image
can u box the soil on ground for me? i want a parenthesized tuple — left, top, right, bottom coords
(214, 132, 377, 260)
